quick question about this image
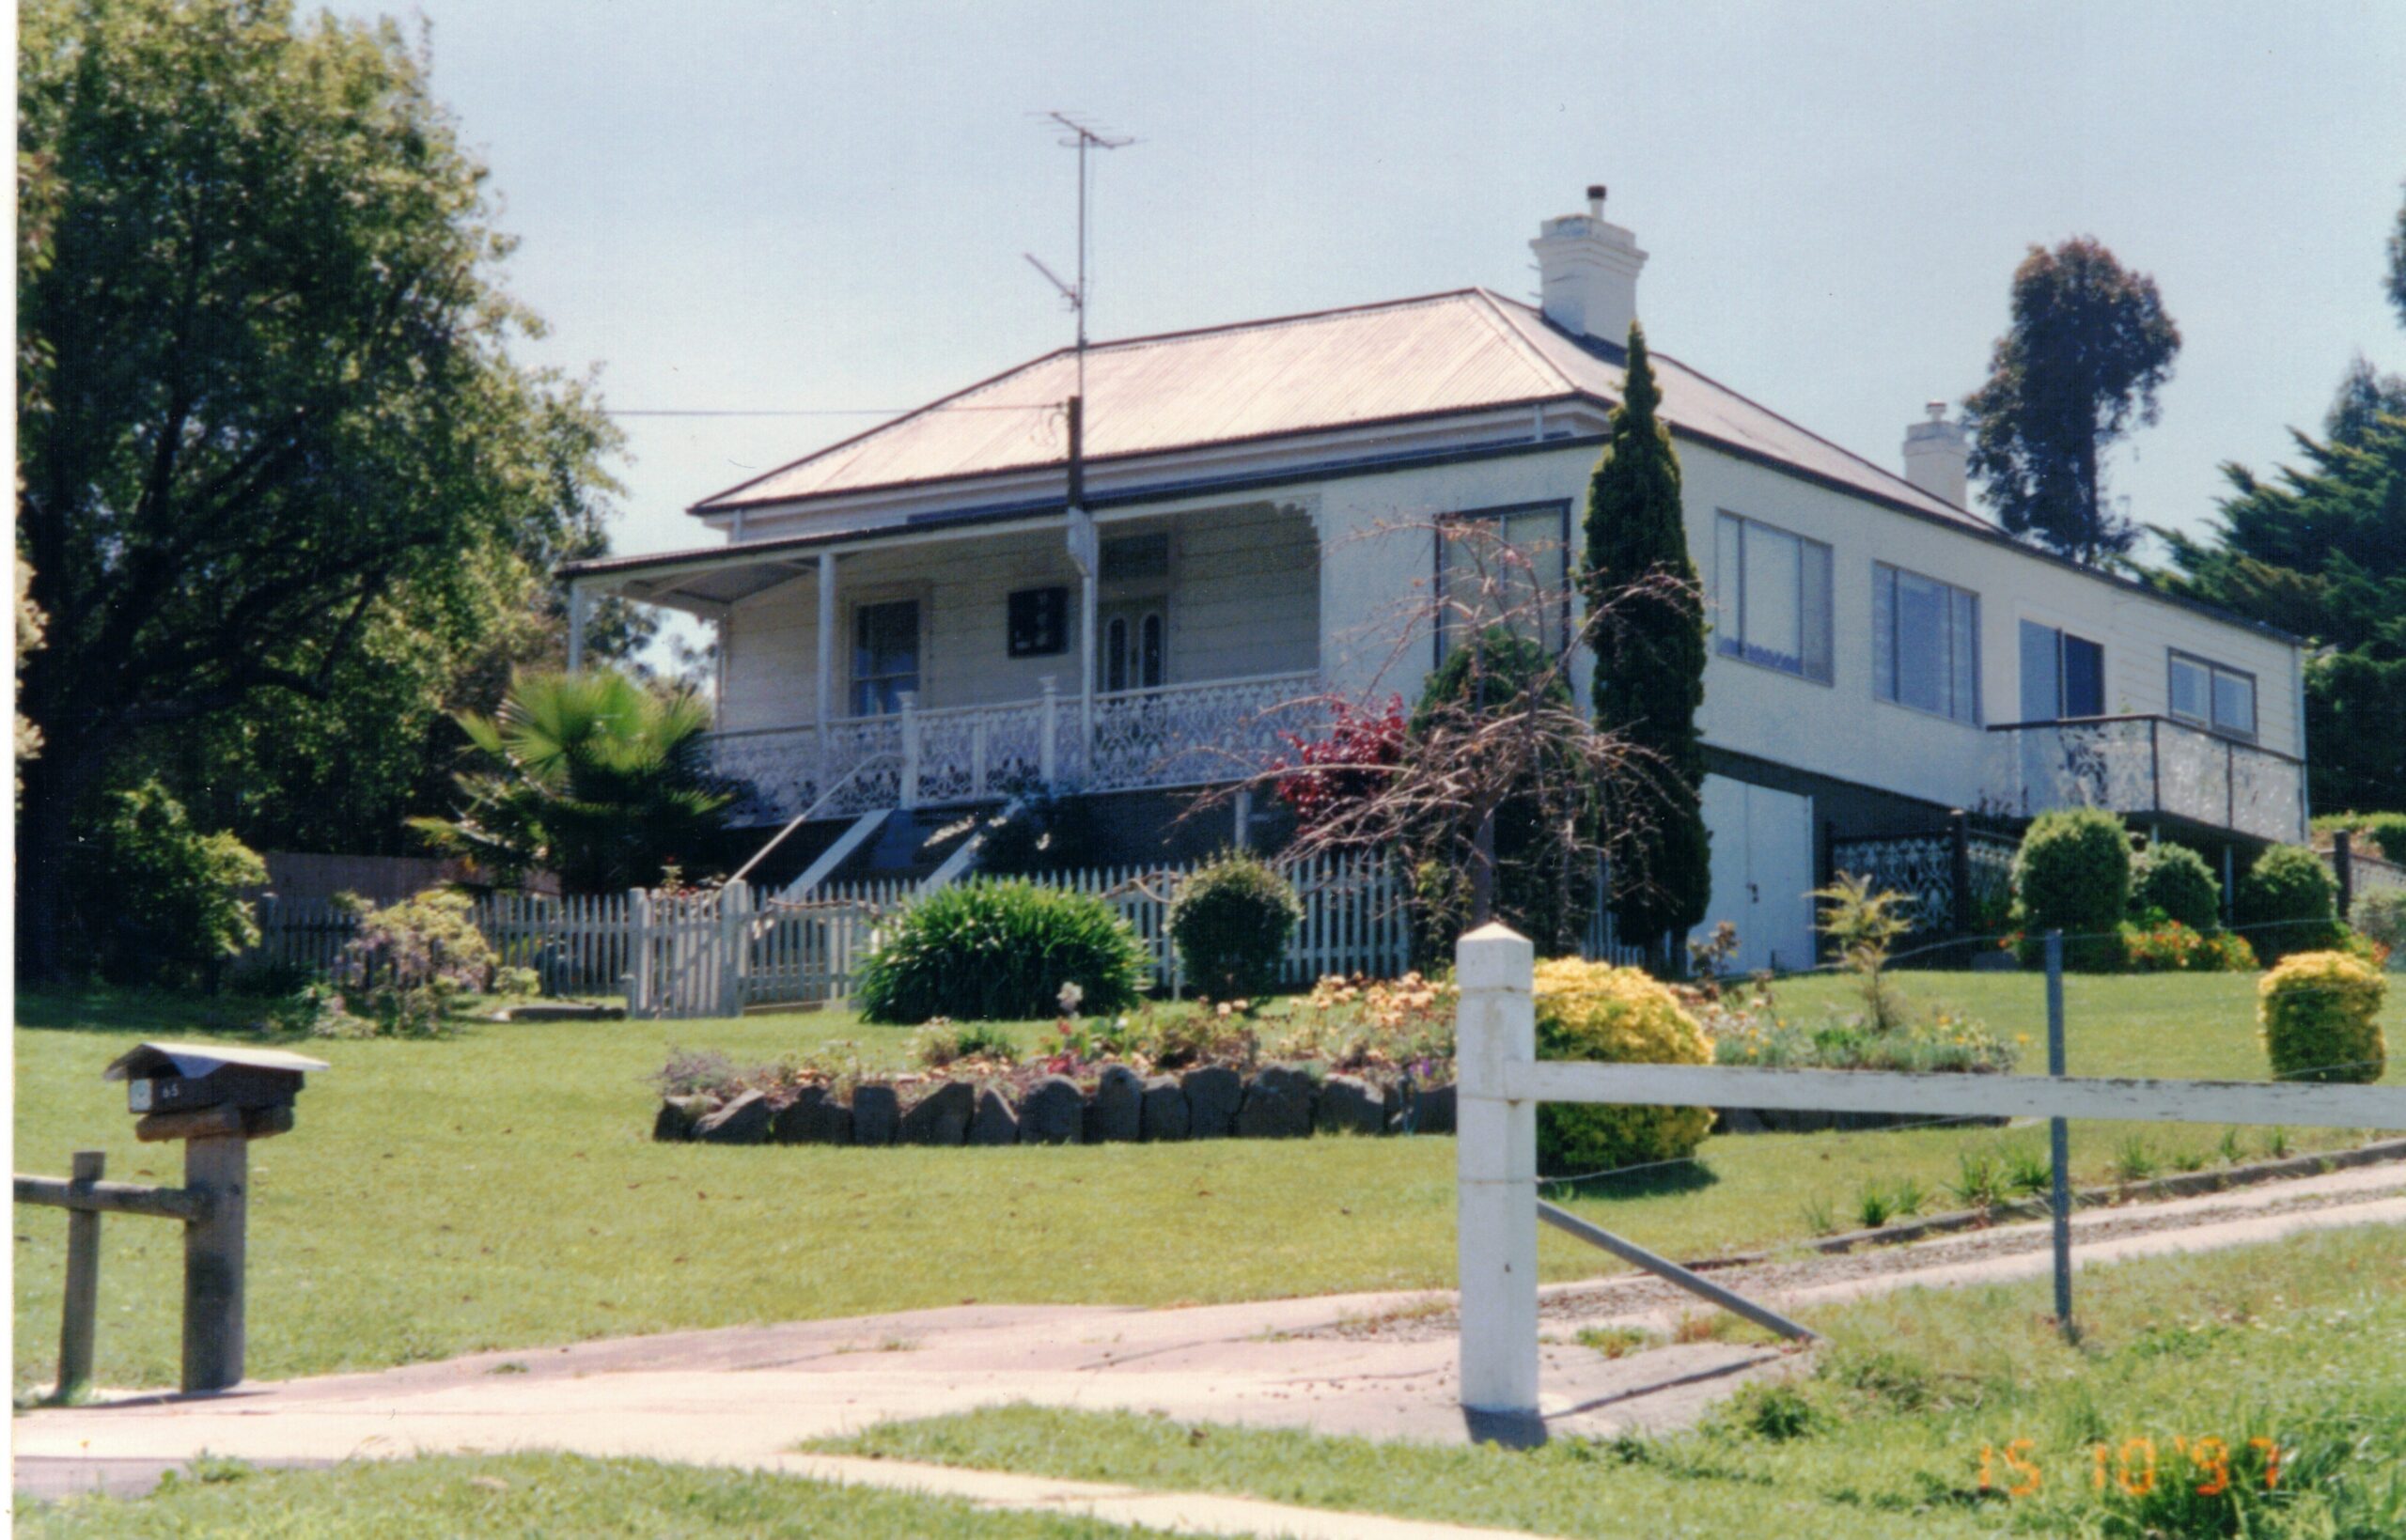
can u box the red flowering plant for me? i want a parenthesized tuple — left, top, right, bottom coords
(1271, 695, 1407, 842)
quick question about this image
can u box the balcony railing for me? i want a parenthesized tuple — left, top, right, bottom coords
(1985, 715, 2305, 845)
(705, 671, 1326, 824)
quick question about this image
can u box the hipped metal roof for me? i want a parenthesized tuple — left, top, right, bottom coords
(689, 288, 1987, 530)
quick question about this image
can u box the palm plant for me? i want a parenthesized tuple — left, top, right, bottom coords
(414, 669, 731, 894)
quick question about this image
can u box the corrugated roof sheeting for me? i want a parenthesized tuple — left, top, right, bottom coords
(696, 289, 1984, 531)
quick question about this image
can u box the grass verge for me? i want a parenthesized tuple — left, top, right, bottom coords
(14, 972, 2398, 1392)
(815, 1222, 2406, 1539)
(12, 1451, 1164, 1537)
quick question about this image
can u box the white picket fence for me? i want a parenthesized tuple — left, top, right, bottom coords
(245, 849, 1417, 1019)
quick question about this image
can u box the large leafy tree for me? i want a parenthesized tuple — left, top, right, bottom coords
(1584, 323, 1710, 970)
(15, 0, 633, 973)
(1964, 238, 2181, 565)
(2154, 189, 2406, 815)
(2155, 409, 2406, 815)
(413, 670, 731, 895)
(2388, 177, 2406, 331)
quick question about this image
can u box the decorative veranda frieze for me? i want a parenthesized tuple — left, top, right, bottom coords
(705, 671, 1324, 824)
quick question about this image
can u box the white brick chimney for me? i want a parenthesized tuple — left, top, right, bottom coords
(1530, 185, 1648, 344)
(1901, 401, 1969, 506)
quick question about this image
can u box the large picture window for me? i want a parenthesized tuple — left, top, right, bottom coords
(2018, 621, 2104, 721)
(1714, 512, 1833, 683)
(1874, 563, 1980, 724)
(850, 599, 920, 716)
(1436, 503, 1571, 659)
(2169, 650, 2256, 739)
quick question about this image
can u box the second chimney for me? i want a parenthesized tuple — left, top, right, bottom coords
(1530, 185, 1648, 344)
(1902, 401, 1970, 506)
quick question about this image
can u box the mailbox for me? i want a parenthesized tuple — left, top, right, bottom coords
(103, 1043, 330, 1138)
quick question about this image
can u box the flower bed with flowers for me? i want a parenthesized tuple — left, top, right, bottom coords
(1682, 976, 2019, 1133)
(650, 973, 1462, 1147)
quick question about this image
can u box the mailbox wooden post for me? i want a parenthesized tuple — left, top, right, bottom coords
(180, 1133, 248, 1392)
(100, 1042, 328, 1393)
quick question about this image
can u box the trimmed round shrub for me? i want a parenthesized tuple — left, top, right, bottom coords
(2131, 842, 2220, 933)
(2352, 887, 2406, 965)
(2011, 809, 2131, 971)
(2367, 813, 2406, 863)
(2258, 950, 2387, 1085)
(2236, 845, 2342, 965)
(854, 879, 1149, 1024)
(1169, 849, 1303, 1000)
(1532, 958, 1713, 1175)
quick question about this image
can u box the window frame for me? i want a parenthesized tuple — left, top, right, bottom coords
(2017, 619, 2105, 723)
(847, 596, 924, 717)
(1873, 562, 1982, 727)
(1713, 510, 1835, 686)
(1432, 499, 1575, 667)
(2167, 649, 2258, 741)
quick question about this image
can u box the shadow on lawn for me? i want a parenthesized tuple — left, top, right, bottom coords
(1539, 1158, 1719, 1202)
(15, 985, 301, 1039)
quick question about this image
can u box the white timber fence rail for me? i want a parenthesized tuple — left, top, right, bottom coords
(1451, 924, 2406, 1445)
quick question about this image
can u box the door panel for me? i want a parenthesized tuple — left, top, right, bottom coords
(1695, 775, 1756, 970)
(1746, 785, 1816, 973)
(1690, 775, 1816, 975)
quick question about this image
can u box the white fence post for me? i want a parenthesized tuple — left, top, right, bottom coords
(719, 880, 750, 1019)
(627, 887, 652, 1017)
(1455, 921, 1539, 1440)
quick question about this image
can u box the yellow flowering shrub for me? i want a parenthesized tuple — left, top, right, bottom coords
(1533, 958, 1714, 1175)
(2258, 950, 2387, 1085)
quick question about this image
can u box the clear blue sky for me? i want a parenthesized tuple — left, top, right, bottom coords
(360, 1, 2406, 599)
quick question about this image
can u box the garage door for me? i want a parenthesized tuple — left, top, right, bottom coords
(1693, 776, 1817, 975)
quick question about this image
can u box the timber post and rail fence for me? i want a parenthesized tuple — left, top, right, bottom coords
(1451, 923, 2406, 1446)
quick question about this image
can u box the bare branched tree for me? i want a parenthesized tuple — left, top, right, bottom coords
(1195, 517, 1699, 957)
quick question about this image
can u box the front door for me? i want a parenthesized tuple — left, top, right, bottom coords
(1096, 599, 1166, 693)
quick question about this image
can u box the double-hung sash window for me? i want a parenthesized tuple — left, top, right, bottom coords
(2018, 621, 2105, 721)
(2168, 651, 2257, 739)
(850, 599, 920, 716)
(1714, 512, 1834, 683)
(1437, 503, 1571, 659)
(1874, 563, 1980, 724)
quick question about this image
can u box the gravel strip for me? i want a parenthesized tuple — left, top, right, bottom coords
(1315, 1179, 2403, 1345)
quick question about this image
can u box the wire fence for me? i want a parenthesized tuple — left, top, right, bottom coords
(1535, 914, 2399, 1209)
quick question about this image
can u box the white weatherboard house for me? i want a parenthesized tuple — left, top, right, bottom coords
(566, 193, 2307, 972)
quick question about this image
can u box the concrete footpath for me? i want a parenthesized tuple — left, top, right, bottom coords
(14, 1163, 2402, 1536)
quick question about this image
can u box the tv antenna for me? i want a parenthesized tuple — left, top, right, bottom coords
(1024, 111, 1133, 507)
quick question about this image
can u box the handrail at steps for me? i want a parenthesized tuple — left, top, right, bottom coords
(917, 796, 1024, 895)
(728, 753, 899, 888)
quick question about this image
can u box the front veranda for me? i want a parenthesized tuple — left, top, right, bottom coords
(571, 500, 1327, 826)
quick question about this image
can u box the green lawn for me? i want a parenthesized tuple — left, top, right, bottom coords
(14, 972, 2399, 1393)
(14, 1452, 1165, 1538)
(816, 1222, 2406, 1539)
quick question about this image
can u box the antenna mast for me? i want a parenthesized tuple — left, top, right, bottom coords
(1025, 111, 1132, 509)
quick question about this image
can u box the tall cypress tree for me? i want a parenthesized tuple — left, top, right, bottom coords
(1585, 323, 1711, 969)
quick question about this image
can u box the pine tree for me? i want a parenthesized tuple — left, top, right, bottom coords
(1584, 323, 1711, 968)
